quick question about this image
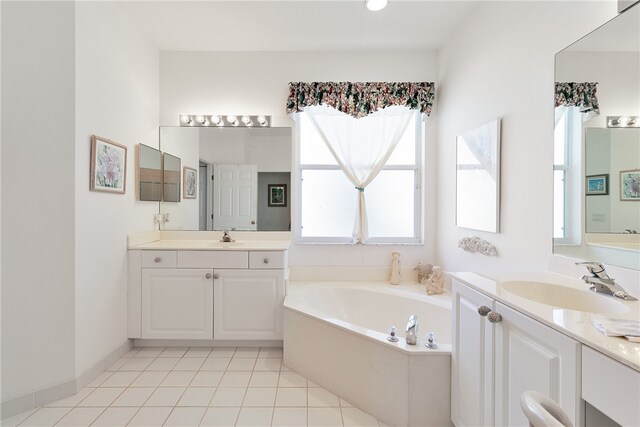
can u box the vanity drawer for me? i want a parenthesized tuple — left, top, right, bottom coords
(177, 250, 248, 269)
(141, 251, 177, 268)
(249, 251, 285, 269)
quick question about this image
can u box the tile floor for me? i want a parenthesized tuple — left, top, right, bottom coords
(2, 347, 387, 427)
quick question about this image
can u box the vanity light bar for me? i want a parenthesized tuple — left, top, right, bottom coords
(179, 114, 271, 127)
(607, 116, 639, 128)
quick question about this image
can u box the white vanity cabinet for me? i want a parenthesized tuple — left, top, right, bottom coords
(128, 247, 288, 341)
(452, 280, 581, 427)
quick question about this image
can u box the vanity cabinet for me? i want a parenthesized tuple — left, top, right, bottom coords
(452, 280, 581, 427)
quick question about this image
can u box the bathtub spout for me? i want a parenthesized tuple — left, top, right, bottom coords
(406, 315, 418, 345)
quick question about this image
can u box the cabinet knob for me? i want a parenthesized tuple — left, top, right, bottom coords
(213, 273, 220, 279)
(487, 311, 502, 323)
(263, 258, 270, 264)
(477, 305, 491, 316)
(205, 273, 212, 279)
(251, 220, 256, 225)
(154, 257, 161, 263)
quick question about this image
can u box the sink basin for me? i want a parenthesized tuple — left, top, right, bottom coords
(501, 281, 629, 314)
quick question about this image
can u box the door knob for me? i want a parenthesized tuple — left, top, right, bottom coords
(487, 311, 502, 323)
(213, 273, 220, 279)
(154, 257, 161, 263)
(205, 273, 212, 279)
(478, 305, 491, 316)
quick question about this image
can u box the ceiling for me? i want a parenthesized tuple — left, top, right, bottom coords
(117, 1, 478, 52)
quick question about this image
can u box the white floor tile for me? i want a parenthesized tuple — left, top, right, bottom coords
(77, 387, 124, 407)
(258, 348, 283, 358)
(233, 348, 260, 358)
(242, 388, 276, 407)
(278, 372, 307, 388)
(275, 388, 307, 407)
(163, 407, 206, 426)
(210, 388, 246, 407)
(144, 387, 186, 407)
(184, 347, 213, 358)
(219, 372, 251, 388)
(111, 387, 155, 407)
(209, 348, 236, 358)
(123, 348, 141, 357)
(86, 372, 113, 388)
(161, 371, 197, 387)
(119, 357, 154, 371)
(90, 407, 138, 426)
(45, 387, 93, 407)
(272, 407, 307, 427)
(339, 398, 354, 408)
(127, 406, 172, 426)
(131, 370, 170, 387)
(191, 371, 224, 387)
(253, 358, 281, 372)
(54, 407, 104, 426)
(308, 381, 320, 388)
(134, 346, 165, 358)
(308, 407, 343, 427)
(177, 387, 216, 407)
(106, 358, 128, 372)
(248, 372, 280, 387)
(146, 357, 181, 371)
(308, 388, 340, 407)
(173, 357, 206, 371)
(201, 357, 231, 371)
(0, 408, 37, 427)
(227, 357, 256, 371)
(18, 407, 70, 426)
(199, 407, 240, 427)
(341, 407, 378, 427)
(100, 370, 141, 387)
(160, 347, 189, 358)
(235, 407, 272, 426)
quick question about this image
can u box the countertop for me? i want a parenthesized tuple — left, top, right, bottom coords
(128, 239, 291, 251)
(451, 271, 640, 372)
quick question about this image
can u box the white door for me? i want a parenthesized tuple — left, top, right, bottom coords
(494, 302, 582, 427)
(213, 164, 258, 231)
(214, 269, 284, 340)
(451, 280, 495, 427)
(141, 268, 214, 340)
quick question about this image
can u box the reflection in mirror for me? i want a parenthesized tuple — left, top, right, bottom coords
(138, 144, 162, 201)
(163, 153, 181, 203)
(160, 127, 292, 231)
(456, 118, 501, 233)
(553, 3, 639, 270)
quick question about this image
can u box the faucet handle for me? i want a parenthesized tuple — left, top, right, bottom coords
(575, 261, 611, 279)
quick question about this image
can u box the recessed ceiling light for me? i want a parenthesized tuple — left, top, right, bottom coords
(365, 0, 388, 12)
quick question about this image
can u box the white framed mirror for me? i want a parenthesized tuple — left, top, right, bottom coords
(456, 118, 501, 233)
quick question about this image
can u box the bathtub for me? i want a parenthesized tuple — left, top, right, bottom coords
(283, 282, 453, 427)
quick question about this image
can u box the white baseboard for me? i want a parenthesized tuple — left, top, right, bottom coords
(133, 339, 283, 348)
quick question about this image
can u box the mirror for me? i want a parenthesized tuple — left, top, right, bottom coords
(163, 153, 181, 202)
(137, 144, 163, 201)
(159, 126, 292, 231)
(456, 118, 501, 233)
(554, 3, 640, 269)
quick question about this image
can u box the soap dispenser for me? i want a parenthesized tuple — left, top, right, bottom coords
(390, 252, 401, 285)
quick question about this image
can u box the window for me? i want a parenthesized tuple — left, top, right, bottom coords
(295, 111, 422, 243)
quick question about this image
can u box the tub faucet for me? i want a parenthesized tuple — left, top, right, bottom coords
(406, 315, 418, 345)
(220, 231, 235, 243)
(576, 261, 637, 301)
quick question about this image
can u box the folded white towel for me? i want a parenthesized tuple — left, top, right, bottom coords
(591, 315, 640, 342)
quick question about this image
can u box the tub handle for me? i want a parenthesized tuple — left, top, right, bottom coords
(478, 305, 491, 316)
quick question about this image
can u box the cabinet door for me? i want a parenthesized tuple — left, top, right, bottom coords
(452, 281, 495, 427)
(214, 269, 284, 340)
(141, 268, 213, 340)
(494, 302, 581, 427)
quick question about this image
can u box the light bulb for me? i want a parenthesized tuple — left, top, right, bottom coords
(257, 115, 268, 126)
(211, 115, 222, 125)
(618, 116, 629, 125)
(180, 115, 192, 124)
(196, 115, 205, 125)
(241, 115, 251, 124)
(365, 0, 387, 11)
(226, 115, 237, 126)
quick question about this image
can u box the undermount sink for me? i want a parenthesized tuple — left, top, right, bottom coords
(501, 281, 629, 314)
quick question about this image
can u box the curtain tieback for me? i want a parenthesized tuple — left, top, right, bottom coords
(355, 187, 365, 192)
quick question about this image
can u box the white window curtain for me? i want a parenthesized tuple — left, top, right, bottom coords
(304, 104, 415, 243)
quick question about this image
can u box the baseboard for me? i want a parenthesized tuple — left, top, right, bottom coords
(133, 339, 283, 348)
(1, 339, 132, 419)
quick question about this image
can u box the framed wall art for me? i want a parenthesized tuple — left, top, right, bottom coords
(183, 166, 197, 199)
(620, 169, 640, 201)
(90, 135, 127, 194)
(268, 184, 287, 207)
(585, 174, 609, 196)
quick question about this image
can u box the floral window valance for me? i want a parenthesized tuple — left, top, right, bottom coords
(286, 82, 435, 119)
(555, 82, 599, 115)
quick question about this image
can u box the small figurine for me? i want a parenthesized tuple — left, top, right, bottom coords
(414, 262, 433, 284)
(425, 266, 444, 295)
(390, 252, 401, 285)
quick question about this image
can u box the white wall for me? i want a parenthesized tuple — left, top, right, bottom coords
(1, 1, 76, 401)
(160, 51, 439, 270)
(436, 1, 617, 272)
(74, 2, 159, 377)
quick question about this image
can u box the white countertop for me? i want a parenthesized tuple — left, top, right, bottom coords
(128, 239, 291, 251)
(451, 271, 640, 372)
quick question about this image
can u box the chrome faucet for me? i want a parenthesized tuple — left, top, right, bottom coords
(406, 315, 418, 345)
(576, 261, 637, 301)
(220, 231, 235, 243)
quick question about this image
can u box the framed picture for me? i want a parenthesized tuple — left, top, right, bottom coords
(268, 184, 287, 207)
(585, 174, 608, 196)
(183, 166, 197, 199)
(90, 135, 127, 194)
(620, 169, 640, 201)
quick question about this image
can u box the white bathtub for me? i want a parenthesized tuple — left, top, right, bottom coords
(283, 282, 453, 427)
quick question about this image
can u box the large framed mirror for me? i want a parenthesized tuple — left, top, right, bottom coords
(553, 3, 639, 270)
(159, 126, 292, 231)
